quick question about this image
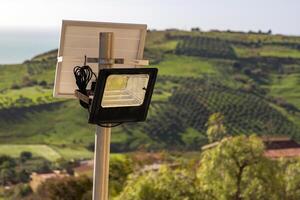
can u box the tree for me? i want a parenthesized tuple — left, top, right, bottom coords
(54, 158, 76, 175)
(197, 135, 282, 200)
(18, 169, 30, 183)
(282, 159, 300, 200)
(233, 62, 242, 70)
(0, 155, 16, 167)
(267, 29, 272, 35)
(35, 161, 51, 173)
(206, 112, 227, 143)
(191, 27, 201, 32)
(20, 151, 32, 163)
(1, 167, 16, 185)
(116, 165, 203, 200)
(0, 156, 17, 185)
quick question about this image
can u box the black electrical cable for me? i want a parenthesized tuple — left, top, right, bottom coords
(73, 65, 97, 109)
(73, 65, 122, 128)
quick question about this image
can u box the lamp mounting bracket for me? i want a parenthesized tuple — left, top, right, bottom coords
(57, 56, 149, 67)
(74, 90, 93, 105)
(86, 57, 149, 66)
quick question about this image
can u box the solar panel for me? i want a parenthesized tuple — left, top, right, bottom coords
(53, 20, 147, 98)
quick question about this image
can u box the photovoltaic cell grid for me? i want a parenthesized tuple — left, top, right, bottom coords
(53, 20, 147, 98)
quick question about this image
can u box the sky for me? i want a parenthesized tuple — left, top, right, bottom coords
(0, 0, 300, 64)
(1, 0, 300, 35)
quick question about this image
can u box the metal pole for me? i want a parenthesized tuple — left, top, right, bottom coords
(93, 126, 111, 200)
(92, 32, 114, 200)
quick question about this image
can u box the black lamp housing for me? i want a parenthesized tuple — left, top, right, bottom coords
(88, 68, 158, 124)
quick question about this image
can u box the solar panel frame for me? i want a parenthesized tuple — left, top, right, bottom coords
(53, 20, 147, 98)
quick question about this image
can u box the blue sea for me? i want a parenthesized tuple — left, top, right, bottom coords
(0, 28, 59, 64)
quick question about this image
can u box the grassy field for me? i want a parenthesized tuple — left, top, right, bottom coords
(0, 144, 94, 161)
(260, 46, 300, 58)
(52, 146, 93, 160)
(0, 144, 61, 161)
(0, 86, 55, 108)
(153, 54, 218, 77)
(268, 74, 300, 108)
(234, 45, 300, 58)
(0, 64, 27, 89)
(150, 40, 179, 51)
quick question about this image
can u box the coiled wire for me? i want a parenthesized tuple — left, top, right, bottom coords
(73, 65, 97, 109)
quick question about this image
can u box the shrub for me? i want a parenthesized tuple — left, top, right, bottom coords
(21, 76, 36, 87)
(109, 155, 134, 196)
(32, 176, 92, 200)
(86, 142, 95, 152)
(20, 151, 32, 162)
(35, 161, 52, 174)
(11, 83, 21, 89)
(10, 184, 32, 200)
(38, 80, 47, 87)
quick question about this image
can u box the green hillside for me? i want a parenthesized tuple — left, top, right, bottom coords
(0, 30, 300, 159)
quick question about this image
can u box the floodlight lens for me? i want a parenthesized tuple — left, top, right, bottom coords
(101, 74, 149, 107)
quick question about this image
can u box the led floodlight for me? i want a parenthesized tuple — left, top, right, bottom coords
(89, 68, 158, 124)
(101, 74, 149, 108)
